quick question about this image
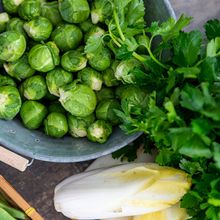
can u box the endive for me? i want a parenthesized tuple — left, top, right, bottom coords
(54, 163, 191, 219)
(104, 203, 188, 220)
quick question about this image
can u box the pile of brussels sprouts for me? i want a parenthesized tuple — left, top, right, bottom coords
(0, 0, 147, 143)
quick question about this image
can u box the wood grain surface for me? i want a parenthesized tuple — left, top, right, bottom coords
(0, 1, 220, 220)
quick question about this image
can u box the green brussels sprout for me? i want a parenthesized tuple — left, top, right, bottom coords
(67, 113, 95, 138)
(6, 18, 27, 39)
(96, 87, 115, 102)
(46, 67, 73, 97)
(0, 74, 16, 87)
(44, 112, 68, 138)
(59, 82, 97, 117)
(61, 50, 87, 72)
(18, 0, 41, 20)
(0, 31, 26, 62)
(118, 85, 148, 115)
(58, 0, 90, 24)
(3, 53, 35, 81)
(2, 0, 24, 14)
(51, 24, 82, 52)
(91, 0, 112, 24)
(87, 47, 111, 71)
(21, 75, 47, 100)
(0, 86, 21, 120)
(0, 13, 10, 33)
(41, 1, 62, 26)
(96, 99, 121, 125)
(103, 60, 120, 87)
(20, 100, 47, 129)
(87, 120, 112, 143)
(115, 58, 142, 84)
(23, 16, 53, 41)
(84, 26, 105, 43)
(48, 101, 66, 114)
(79, 19, 94, 33)
(78, 67, 103, 91)
(28, 41, 60, 72)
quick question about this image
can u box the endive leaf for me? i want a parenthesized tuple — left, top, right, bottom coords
(54, 163, 191, 219)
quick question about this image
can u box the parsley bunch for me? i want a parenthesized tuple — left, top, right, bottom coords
(85, 0, 220, 217)
(113, 17, 220, 219)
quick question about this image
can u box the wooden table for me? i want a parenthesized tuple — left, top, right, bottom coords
(0, 1, 220, 219)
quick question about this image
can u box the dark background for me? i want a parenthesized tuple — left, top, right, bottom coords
(1, 0, 220, 219)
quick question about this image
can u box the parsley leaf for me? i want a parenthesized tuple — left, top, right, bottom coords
(172, 30, 202, 67)
(146, 15, 192, 42)
(205, 19, 220, 40)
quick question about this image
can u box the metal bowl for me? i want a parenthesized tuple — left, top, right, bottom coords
(0, 0, 175, 162)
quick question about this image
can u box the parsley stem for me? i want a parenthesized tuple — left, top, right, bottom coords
(132, 52, 147, 62)
(145, 37, 168, 69)
(108, 22, 122, 48)
(113, 10, 126, 41)
(195, 59, 205, 67)
(146, 46, 168, 69)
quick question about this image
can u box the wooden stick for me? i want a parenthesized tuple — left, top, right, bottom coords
(0, 175, 44, 220)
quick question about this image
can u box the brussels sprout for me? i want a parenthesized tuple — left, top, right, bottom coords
(6, 18, 27, 39)
(44, 112, 68, 138)
(41, 1, 62, 26)
(59, 82, 97, 117)
(28, 41, 60, 72)
(0, 13, 10, 33)
(84, 26, 105, 43)
(20, 100, 47, 129)
(23, 16, 53, 41)
(118, 85, 148, 115)
(96, 99, 121, 125)
(0, 74, 16, 87)
(46, 67, 73, 97)
(103, 60, 120, 87)
(96, 87, 115, 102)
(0, 86, 21, 120)
(51, 24, 82, 52)
(0, 31, 26, 62)
(87, 120, 112, 143)
(91, 0, 112, 24)
(21, 75, 47, 100)
(87, 47, 111, 71)
(48, 101, 66, 114)
(67, 113, 95, 138)
(78, 67, 103, 91)
(58, 0, 90, 24)
(79, 19, 94, 33)
(3, 53, 35, 81)
(61, 50, 87, 72)
(115, 58, 142, 84)
(2, 0, 24, 14)
(18, 0, 41, 20)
